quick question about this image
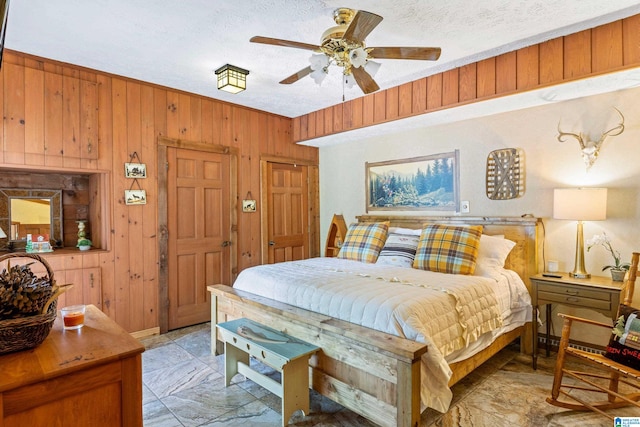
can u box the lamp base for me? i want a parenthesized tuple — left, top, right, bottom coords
(569, 272, 591, 279)
(570, 221, 590, 280)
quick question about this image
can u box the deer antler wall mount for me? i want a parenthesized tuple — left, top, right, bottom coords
(557, 108, 625, 170)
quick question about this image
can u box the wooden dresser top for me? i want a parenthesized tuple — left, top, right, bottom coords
(0, 305, 144, 392)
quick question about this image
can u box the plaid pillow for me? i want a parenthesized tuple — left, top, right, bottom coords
(413, 224, 483, 275)
(605, 304, 640, 370)
(337, 222, 389, 263)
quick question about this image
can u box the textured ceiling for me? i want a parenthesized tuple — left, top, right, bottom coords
(6, 1, 640, 118)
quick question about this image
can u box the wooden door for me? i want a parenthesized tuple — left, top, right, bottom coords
(167, 147, 231, 329)
(265, 162, 309, 263)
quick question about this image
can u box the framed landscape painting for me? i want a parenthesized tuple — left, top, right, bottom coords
(366, 150, 460, 212)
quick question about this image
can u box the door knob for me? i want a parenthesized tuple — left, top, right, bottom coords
(221, 241, 231, 247)
(268, 241, 276, 246)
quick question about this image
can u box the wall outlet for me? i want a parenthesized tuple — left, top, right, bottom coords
(461, 200, 470, 213)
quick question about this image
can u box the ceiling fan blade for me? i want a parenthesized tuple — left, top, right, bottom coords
(280, 66, 313, 84)
(369, 47, 442, 61)
(250, 36, 321, 52)
(351, 66, 380, 94)
(342, 10, 383, 42)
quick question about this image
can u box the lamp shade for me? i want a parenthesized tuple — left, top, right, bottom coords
(365, 60, 381, 77)
(349, 47, 367, 68)
(309, 54, 329, 71)
(0, 227, 5, 239)
(310, 67, 327, 85)
(553, 188, 607, 221)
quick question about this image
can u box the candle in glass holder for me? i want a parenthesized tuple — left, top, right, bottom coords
(61, 304, 86, 330)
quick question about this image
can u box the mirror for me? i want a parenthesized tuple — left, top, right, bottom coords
(10, 198, 51, 240)
(0, 189, 63, 248)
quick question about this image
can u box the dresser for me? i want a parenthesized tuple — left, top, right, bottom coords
(0, 305, 144, 426)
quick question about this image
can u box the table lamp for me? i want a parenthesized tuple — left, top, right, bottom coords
(553, 188, 607, 278)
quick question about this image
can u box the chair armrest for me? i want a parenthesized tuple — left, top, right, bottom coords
(557, 312, 612, 329)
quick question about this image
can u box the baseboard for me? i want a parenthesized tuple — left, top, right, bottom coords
(131, 327, 160, 340)
(537, 334, 605, 354)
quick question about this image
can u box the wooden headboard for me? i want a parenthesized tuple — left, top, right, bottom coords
(356, 215, 542, 293)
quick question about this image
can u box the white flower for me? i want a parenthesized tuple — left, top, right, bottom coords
(586, 234, 607, 247)
(587, 232, 629, 271)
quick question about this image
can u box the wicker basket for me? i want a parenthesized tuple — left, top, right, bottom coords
(0, 252, 59, 355)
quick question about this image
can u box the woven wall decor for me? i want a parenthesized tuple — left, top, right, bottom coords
(486, 148, 525, 200)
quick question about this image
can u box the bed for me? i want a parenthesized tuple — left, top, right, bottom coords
(208, 215, 540, 427)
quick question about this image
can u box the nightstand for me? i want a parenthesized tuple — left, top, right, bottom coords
(530, 273, 624, 370)
(325, 214, 347, 257)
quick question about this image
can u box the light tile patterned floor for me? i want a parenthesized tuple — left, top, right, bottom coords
(140, 323, 639, 426)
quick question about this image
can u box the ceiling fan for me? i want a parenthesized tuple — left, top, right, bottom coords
(250, 8, 442, 95)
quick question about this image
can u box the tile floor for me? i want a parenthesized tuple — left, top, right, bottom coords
(140, 323, 639, 427)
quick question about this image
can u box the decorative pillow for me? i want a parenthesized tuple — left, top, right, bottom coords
(388, 226, 422, 236)
(477, 234, 516, 268)
(375, 233, 420, 268)
(337, 222, 389, 263)
(413, 224, 483, 275)
(605, 304, 640, 370)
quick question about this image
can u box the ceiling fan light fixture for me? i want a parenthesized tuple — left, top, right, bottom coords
(349, 47, 367, 68)
(364, 60, 381, 77)
(310, 67, 328, 85)
(249, 8, 441, 95)
(309, 54, 329, 71)
(343, 73, 356, 89)
(214, 64, 249, 94)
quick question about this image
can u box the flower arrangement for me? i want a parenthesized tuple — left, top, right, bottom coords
(586, 233, 630, 271)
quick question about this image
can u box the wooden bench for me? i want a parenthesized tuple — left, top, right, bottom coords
(216, 318, 319, 426)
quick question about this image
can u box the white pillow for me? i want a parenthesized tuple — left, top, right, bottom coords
(375, 232, 420, 268)
(388, 226, 422, 236)
(477, 234, 516, 268)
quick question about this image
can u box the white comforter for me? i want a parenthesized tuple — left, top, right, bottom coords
(233, 257, 531, 412)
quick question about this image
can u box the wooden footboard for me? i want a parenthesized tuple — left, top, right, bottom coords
(208, 284, 428, 427)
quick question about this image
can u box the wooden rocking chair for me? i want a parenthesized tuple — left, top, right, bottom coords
(547, 252, 640, 419)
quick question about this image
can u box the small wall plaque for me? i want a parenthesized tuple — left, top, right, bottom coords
(125, 162, 147, 178)
(125, 189, 147, 205)
(242, 199, 256, 213)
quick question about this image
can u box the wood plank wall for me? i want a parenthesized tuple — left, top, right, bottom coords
(0, 50, 318, 332)
(292, 15, 640, 143)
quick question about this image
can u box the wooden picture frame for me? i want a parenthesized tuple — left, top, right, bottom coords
(124, 162, 147, 178)
(366, 150, 460, 212)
